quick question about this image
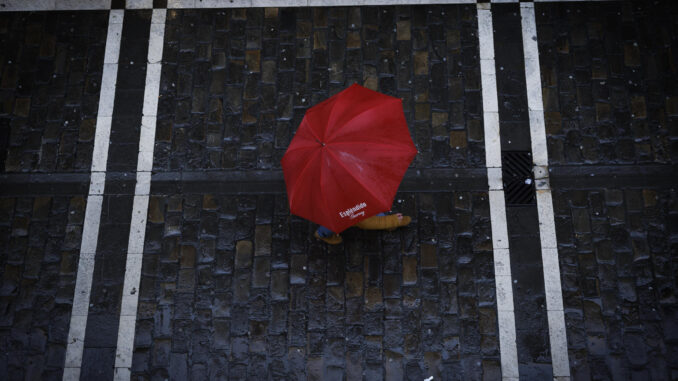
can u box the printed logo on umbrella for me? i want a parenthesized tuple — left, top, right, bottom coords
(339, 202, 367, 219)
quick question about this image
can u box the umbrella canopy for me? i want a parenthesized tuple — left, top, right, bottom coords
(281, 84, 417, 233)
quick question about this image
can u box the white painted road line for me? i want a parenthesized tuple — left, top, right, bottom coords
(0, 0, 54, 11)
(126, 0, 153, 8)
(113, 8, 166, 381)
(477, 3, 519, 380)
(0, 0, 615, 12)
(55, 0, 111, 10)
(520, 2, 571, 379)
(63, 9, 123, 381)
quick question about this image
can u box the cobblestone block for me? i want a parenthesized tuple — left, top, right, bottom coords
(235, 240, 252, 269)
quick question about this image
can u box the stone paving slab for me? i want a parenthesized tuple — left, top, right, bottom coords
(129, 191, 499, 379)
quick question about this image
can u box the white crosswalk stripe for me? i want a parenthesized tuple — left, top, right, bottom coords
(520, 3, 571, 379)
(62, 9, 124, 381)
(477, 3, 520, 380)
(112, 8, 166, 381)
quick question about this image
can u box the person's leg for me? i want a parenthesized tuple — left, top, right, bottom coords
(316, 225, 334, 237)
(315, 225, 342, 244)
(354, 212, 411, 230)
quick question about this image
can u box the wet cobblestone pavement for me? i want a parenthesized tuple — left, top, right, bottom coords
(0, 196, 85, 379)
(553, 188, 678, 380)
(130, 192, 498, 379)
(153, 6, 485, 172)
(537, 2, 678, 166)
(0, 11, 109, 173)
(0, 1, 677, 380)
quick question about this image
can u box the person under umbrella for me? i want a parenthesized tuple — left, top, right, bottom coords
(282, 84, 417, 244)
(314, 212, 412, 244)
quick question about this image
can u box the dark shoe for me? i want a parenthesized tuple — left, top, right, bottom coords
(314, 231, 342, 245)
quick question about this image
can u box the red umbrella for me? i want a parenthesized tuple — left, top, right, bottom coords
(281, 84, 417, 233)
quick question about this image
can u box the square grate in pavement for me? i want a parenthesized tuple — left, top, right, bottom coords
(502, 151, 535, 206)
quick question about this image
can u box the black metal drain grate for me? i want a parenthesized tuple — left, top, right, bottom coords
(502, 151, 535, 205)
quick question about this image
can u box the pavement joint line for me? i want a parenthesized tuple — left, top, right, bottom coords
(113, 8, 166, 379)
(63, 9, 122, 380)
(0, 0, 628, 12)
(477, 4, 519, 379)
(520, 3, 571, 378)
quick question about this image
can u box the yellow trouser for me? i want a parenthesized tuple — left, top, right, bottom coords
(354, 214, 411, 230)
